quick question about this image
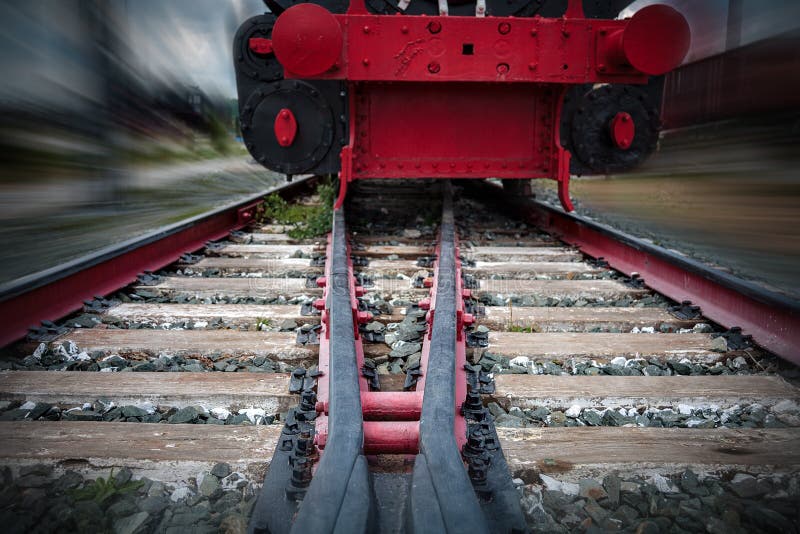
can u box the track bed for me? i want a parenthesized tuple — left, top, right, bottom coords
(0, 180, 798, 533)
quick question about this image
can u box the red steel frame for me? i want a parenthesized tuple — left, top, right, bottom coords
(0, 178, 316, 348)
(268, 0, 690, 211)
(313, 230, 422, 455)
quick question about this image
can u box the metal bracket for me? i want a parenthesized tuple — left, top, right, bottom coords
(669, 300, 702, 320)
(236, 201, 261, 228)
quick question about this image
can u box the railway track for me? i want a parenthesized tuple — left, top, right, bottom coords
(0, 178, 798, 533)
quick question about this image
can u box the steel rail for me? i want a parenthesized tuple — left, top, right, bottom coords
(249, 206, 373, 533)
(0, 176, 317, 348)
(409, 183, 489, 533)
(467, 180, 800, 364)
(290, 207, 373, 533)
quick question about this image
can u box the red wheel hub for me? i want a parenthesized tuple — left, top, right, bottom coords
(274, 108, 298, 148)
(610, 111, 635, 150)
(248, 37, 273, 55)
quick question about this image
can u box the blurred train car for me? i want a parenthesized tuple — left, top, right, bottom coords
(624, 0, 800, 128)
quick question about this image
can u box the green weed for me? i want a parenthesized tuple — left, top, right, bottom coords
(68, 470, 144, 505)
(260, 179, 334, 239)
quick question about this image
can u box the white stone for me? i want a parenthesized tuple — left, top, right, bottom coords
(538, 475, 579, 496)
(510, 356, 530, 366)
(96, 400, 115, 412)
(630, 327, 640, 334)
(677, 404, 693, 415)
(52, 344, 69, 359)
(220, 472, 248, 491)
(99, 367, 117, 372)
(82, 402, 93, 410)
(648, 474, 678, 493)
(32, 343, 46, 360)
(732, 356, 748, 369)
(567, 360, 579, 375)
(539, 474, 562, 492)
(610, 356, 627, 367)
(720, 411, 734, 424)
(640, 327, 655, 334)
(561, 481, 580, 496)
(20, 401, 37, 410)
(685, 418, 713, 428)
(240, 408, 266, 424)
(74, 352, 91, 362)
(402, 229, 422, 239)
(565, 405, 582, 418)
(193, 321, 208, 329)
(211, 407, 231, 420)
(170, 486, 195, 502)
(137, 402, 156, 415)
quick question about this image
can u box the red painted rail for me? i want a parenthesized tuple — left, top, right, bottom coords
(469, 181, 800, 364)
(0, 177, 316, 348)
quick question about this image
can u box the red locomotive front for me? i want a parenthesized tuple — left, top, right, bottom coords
(234, 0, 690, 210)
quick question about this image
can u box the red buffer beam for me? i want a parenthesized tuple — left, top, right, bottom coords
(264, 1, 689, 211)
(272, 4, 690, 83)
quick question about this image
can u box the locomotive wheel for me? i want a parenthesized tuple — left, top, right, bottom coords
(234, 14, 283, 82)
(569, 84, 660, 175)
(240, 80, 335, 175)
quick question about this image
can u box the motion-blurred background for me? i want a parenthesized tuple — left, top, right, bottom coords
(1, 0, 798, 298)
(0, 0, 269, 284)
(538, 0, 800, 299)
